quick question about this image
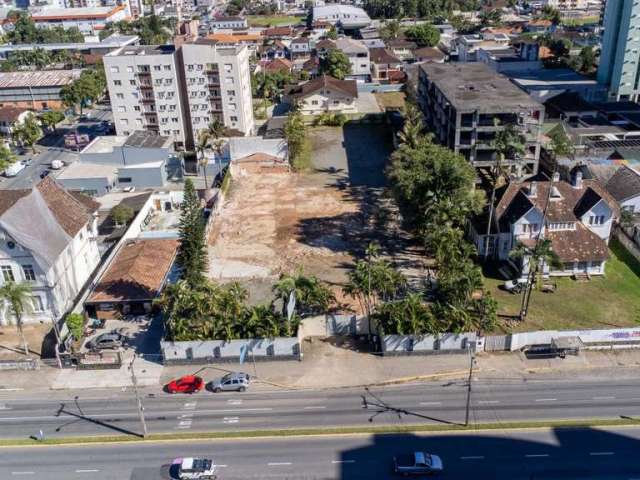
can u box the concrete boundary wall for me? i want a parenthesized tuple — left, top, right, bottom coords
(381, 333, 477, 356)
(161, 337, 300, 365)
(507, 327, 640, 351)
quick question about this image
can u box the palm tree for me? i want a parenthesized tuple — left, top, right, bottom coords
(195, 129, 212, 188)
(484, 123, 526, 258)
(0, 282, 32, 355)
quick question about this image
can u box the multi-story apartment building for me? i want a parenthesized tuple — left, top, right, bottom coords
(597, 0, 640, 101)
(418, 63, 544, 177)
(179, 39, 254, 143)
(104, 45, 188, 150)
(104, 42, 254, 150)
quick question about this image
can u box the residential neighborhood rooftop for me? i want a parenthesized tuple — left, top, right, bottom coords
(0, 69, 81, 88)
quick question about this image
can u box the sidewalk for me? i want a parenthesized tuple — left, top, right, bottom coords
(3, 341, 640, 393)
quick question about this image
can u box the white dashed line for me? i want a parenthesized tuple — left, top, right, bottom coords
(182, 402, 197, 410)
(178, 420, 192, 426)
(304, 406, 327, 410)
(590, 452, 615, 456)
(75, 470, 99, 473)
(478, 400, 500, 404)
(215, 465, 228, 468)
(178, 413, 194, 419)
(460, 456, 485, 460)
(525, 454, 549, 458)
(227, 399, 243, 405)
(11, 472, 34, 475)
(419, 402, 442, 406)
(268, 462, 292, 466)
(332, 460, 356, 464)
(223, 416, 239, 424)
(592, 396, 615, 401)
(535, 398, 557, 402)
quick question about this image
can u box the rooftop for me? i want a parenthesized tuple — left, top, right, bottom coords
(82, 132, 172, 154)
(508, 68, 597, 87)
(0, 69, 81, 89)
(108, 45, 176, 57)
(87, 238, 178, 303)
(288, 75, 358, 99)
(0, 34, 139, 54)
(420, 63, 542, 111)
(57, 162, 117, 180)
(31, 5, 124, 20)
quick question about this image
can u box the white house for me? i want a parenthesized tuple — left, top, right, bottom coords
(604, 165, 640, 215)
(0, 177, 101, 326)
(290, 37, 311, 58)
(335, 37, 370, 82)
(211, 16, 248, 30)
(286, 75, 358, 116)
(470, 172, 618, 278)
(312, 5, 371, 29)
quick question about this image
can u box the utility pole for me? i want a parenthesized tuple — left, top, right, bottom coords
(464, 344, 475, 427)
(129, 355, 148, 438)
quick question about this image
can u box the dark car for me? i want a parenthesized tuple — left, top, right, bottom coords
(40, 170, 50, 179)
(86, 331, 126, 351)
(166, 375, 204, 394)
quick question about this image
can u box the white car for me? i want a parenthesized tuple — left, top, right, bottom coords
(173, 457, 216, 479)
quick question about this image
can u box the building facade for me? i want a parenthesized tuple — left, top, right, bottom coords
(597, 0, 640, 100)
(418, 63, 544, 176)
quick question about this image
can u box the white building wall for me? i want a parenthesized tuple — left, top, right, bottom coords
(580, 200, 614, 241)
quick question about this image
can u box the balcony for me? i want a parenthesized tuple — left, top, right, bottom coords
(138, 81, 153, 89)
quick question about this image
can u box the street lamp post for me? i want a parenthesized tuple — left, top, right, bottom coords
(129, 355, 148, 438)
(464, 344, 476, 427)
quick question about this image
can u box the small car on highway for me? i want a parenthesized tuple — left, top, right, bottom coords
(86, 331, 126, 351)
(171, 457, 216, 479)
(394, 451, 443, 476)
(210, 372, 250, 393)
(166, 375, 204, 394)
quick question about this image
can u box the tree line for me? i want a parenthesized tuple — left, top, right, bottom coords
(4, 10, 84, 44)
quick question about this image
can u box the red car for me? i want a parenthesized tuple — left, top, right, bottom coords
(166, 375, 204, 394)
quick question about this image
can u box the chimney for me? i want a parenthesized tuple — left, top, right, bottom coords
(573, 170, 583, 189)
(528, 181, 537, 197)
(552, 171, 560, 182)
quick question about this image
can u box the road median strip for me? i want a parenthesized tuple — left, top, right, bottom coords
(1, 418, 640, 447)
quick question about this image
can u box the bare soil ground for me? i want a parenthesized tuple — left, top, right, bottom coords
(0, 323, 50, 359)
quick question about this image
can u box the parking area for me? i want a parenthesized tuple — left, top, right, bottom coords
(208, 124, 424, 307)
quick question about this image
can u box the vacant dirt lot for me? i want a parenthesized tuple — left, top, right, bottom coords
(208, 125, 425, 306)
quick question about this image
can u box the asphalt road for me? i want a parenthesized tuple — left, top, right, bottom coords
(1, 427, 640, 479)
(3, 378, 640, 440)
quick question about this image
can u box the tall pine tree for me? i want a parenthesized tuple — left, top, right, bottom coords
(177, 178, 208, 287)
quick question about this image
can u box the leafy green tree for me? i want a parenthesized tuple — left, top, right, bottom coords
(284, 110, 307, 170)
(320, 49, 352, 80)
(12, 113, 42, 154)
(479, 9, 502, 26)
(373, 292, 439, 335)
(110, 203, 135, 226)
(326, 26, 338, 40)
(398, 103, 429, 148)
(176, 178, 208, 287)
(577, 46, 597, 74)
(548, 125, 574, 158)
(0, 281, 32, 355)
(380, 19, 402, 41)
(39, 110, 65, 134)
(61, 69, 106, 115)
(0, 144, 16, 173)
(510, 238, 562, 289)
(405, 24, 440, 47)
(65, 312, 84, 343)
(541, 5, 562, 25)
(273, 270, 335, 318)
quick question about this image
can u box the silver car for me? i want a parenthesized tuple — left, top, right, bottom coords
(211, 372, 250, 393)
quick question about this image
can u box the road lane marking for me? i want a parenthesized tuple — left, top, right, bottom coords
(182, 402, 197, 410)
(592, 396, 615, 400)
(178, 420, 192, 426)
(175, 425, 192, 429)
(419, 402, 442, 406)
(332, 460, 356, 464)
(460, 456, 485, 460)
(227, 399, 242, 405)
(304, 406, 327, 410)
(590, 452, 614, 456)
(525, 454, 549, 458)
(75, 470, 99, 473)
(535, 398, 557, 402)
(223, 416, 239, 424)
(215, 465, 228, 468)
(11, 472, 34, 475)
(268, 462, 292, 466)
(478, 400, 500, 404)
(178, 414, 194, 419)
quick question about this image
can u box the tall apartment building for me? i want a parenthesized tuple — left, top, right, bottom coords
(104, 45, 188, 149)
(418, 63, 544, 177)
(597, 0, 640, 101)
(104, 42, 254, 150)
(179, 39, 254, 143)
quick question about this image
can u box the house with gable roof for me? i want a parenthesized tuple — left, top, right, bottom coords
(0, 177, 101, 326)
(285, 75, 358, 115)
(470, 171, 618, 278)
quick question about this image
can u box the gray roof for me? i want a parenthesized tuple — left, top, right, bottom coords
(605, 165, 640, 202)
(111, 45, 175, 56)
(124, 131, 172, 149)
(420, 63, 542, 112)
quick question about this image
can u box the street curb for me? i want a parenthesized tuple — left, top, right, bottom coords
(1, 418, 638, 448)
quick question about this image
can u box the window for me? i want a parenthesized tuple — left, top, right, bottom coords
(589, 215, 605, 225)
(31, 296, 44, 312)
(230, 116, 238, 122)
(155, 79, 162, 86)
(22, 265, 35, 281)
(126, 66, 134, 73)
(116, 93, 124, 99)
(154, 65, 161, 71)
(117, 106, 126, 113)
(229, 103, 236, 111)
(522, 223, 539, 233)
(194, 117, 200, 123)
(190, 91, 197, 98)
(129, 80, 136, 86)
(167, 92, 175, 98)
(110, 66, 119, 73)
(227, 90, 236, 96)
(225, 77, 234, 84)
(2, 266, 14, 282)
(165, 78, 172, 85)
(169, 105, 176, 111)
(133, 106, 140, 111)
(121, 119, 129, 125)
(198, 78, 205, 84)
(173, 130, 180, 135)
(161, 118, 168, 124)
(113, 80, 122, 86)
(187, 64, 194, 71)
(333, 100, 339, 105)
(159, 105, 166, 111)
(118, 177, 132, 183)
(163, 129, 171, 135)
(622, 205, 636, 213)
(197, 64, 203, 70)
(135, 118, 142, 126)
(157, 91, 165, 99)
(224, 63, 233, 72)
(163, 64, 171, 71)
(132, 92, 139, 99)
(312, 100, 318, 105)
(199, 91, 207, 97)
(172, 117, 179, 123)
(200, 104, 207, 110)
(191, 105, 198, 111)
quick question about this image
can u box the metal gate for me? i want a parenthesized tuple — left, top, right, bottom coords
(484, 334, 511, 351)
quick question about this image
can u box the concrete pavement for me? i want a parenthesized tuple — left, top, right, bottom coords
(1, 427, 640, 479)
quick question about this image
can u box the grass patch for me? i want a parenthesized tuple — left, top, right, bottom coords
(247, 15, 301, 27)
(374, 92, 407, 111)
(290, 138, 312, 172)
(484, 238, 640, 332)
(2, 418, 640, 447)
(562, 16, 599, 26)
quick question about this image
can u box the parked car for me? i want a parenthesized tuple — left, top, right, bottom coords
(171, 457, 216, 479)
(86, 331, 126, 351)
(40, 170, 50, 179)
(394, 451, 443, 476)
(210, 372, 250, 393)
(166, 375, 204, 394)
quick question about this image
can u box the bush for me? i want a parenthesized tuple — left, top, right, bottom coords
(313, 112, 348, 127)
(65, 313, 84, 341)
(220, 168, 232, 195)
(110, 203, 134, 226)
